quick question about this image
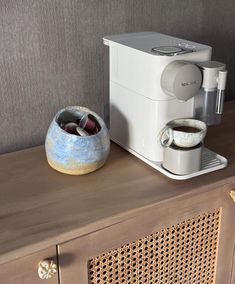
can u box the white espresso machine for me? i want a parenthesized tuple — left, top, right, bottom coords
(103, 32, 227, 179)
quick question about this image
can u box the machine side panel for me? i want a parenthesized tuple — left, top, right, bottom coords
(109, 43, 170, 101)
(110, 82, 194, 161)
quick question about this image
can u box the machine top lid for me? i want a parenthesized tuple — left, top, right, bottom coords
(103, 32, 211, 55)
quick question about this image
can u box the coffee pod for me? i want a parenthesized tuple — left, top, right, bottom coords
(62, 122, 79, 135)
(163, 143, 202, 175)
(79, 114, 97, 133)
(76, 126, 89, 136)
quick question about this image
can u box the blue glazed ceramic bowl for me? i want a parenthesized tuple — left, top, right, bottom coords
(45, 106, 110, 175)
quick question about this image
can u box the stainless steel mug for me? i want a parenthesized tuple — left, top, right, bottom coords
(163, 144, 202, 175)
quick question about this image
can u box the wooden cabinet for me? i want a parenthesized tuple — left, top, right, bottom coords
(58, 188, 235, 284)
(0, 247, 58, 284)
(0, 102, 235, 284)
(0, 188, 234, 284)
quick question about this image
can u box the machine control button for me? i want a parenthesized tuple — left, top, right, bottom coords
(151, 46, 193, 56)
(152, 46, 183, 54)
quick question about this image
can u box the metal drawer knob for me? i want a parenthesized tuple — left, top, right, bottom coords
(38, 260, 57, 280)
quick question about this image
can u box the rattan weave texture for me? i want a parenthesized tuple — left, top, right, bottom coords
(88, 209, 220, 284)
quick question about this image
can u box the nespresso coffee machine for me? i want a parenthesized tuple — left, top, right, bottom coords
(103, 32, 228, 179)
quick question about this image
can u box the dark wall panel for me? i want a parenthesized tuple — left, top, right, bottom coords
(0, 1, 234, 154)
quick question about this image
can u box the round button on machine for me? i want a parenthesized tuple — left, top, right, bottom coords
(152, 46, 183, 54)
(151, 46, 189, 56)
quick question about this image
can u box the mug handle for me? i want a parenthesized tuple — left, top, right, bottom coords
(159, 126, 173, 147)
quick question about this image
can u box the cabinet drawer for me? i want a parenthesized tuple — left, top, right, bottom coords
(0, 247, 58, 284)
(58, 188, 235, 284)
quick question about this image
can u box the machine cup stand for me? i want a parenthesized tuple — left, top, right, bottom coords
(113, 138, 227, 180)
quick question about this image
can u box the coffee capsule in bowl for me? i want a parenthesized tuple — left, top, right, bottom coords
(160, 118, 207, 148)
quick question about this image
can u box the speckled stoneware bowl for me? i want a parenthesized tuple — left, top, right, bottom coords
(45, 106, 110, 175)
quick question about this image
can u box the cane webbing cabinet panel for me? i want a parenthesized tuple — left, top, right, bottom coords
(88, 209, 220, 284)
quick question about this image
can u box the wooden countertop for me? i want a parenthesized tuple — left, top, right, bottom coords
(0, 101, 235, 265)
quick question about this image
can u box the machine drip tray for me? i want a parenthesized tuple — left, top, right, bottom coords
(145, 148, 227, 180)
(112, 138, 227, 180)
(114, 140, 228, 180)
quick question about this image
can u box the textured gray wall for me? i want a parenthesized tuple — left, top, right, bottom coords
(0, 0, 234, 154)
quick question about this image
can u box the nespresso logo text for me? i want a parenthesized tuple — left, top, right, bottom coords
(181, 81, 198, 87)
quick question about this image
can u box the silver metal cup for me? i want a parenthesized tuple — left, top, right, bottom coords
(163, 143, 202, 175)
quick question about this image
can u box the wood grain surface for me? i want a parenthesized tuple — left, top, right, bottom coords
(0, 0, 235, 154)
(0, 101, 235, 266)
